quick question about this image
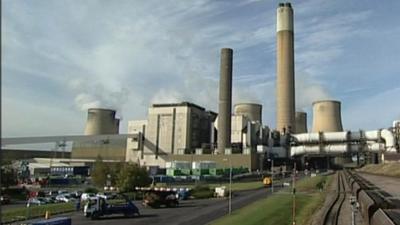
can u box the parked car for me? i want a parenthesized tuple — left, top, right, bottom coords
(56, 194, 75, 203)
(43, 196, 58, 204)
(1, 195, 11, 204)
(70, 191, 82, 199)
(81, 193, 97, 201)
(27, 197, 47, 207)
(58, 190, 69, 195)
(96, 192, 117, 200)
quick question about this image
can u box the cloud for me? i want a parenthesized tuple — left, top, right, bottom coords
(2, 0, 398, 137)
(342, 87, 400, 130)
(1, 96, 84, 137)
(296, 73, 332, 111)
(68, 78, 129, 115)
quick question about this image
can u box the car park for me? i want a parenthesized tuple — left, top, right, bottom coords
(27, 197, 47, 207)
(1, 195, 11, 204)
(81, 193, 97, 201)
(56, 194, 75, 203)
(43, 196, 58, 204)
(96, 192, 117, 200)
(70, 191, 82, 198)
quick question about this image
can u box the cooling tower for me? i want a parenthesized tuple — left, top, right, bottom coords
(217, 48, 233, 155)
(276, 2, 295, 133)
(312, 100, 343, 132)
(295, 111, 307, 133)
(84, 108, 119, 135)
(234, 103, 262, 123)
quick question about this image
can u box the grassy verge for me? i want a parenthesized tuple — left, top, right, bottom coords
(357, 162, 400, 177)
(1, 202, 75, 224)
(210, 175, 332, 225)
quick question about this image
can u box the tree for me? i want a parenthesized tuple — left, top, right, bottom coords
(108, 162, 124, 186)
(1, 164, 17, 188)
(116, 163, 151, 192)
(91, 155, 109, 187)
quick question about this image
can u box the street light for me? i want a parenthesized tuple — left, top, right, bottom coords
(267, 158, 274, 193)
(222, 157, 232, 215)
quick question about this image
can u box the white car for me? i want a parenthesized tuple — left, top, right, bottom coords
(27, 197, 47, 207)
(96, 192, 117, 200)
(56, 194, 75, 203)
(81, 193, 97, 201)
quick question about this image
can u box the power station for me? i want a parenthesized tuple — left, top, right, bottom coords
(2, 2, 399, 173)
(6, 2, 398, 169)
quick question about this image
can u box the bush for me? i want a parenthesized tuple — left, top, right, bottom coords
(116, 163, 152, 192)
(3, 187, 29, 200)
(84, 187, 98, 193)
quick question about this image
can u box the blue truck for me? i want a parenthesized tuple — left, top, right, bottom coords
(84, 194, 140, 220)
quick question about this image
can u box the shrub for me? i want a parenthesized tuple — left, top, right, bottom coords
(84, 187, 98, 193)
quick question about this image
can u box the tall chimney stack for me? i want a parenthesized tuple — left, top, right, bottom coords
(276, 2, 295, 133)
(217, 48, 233, 154)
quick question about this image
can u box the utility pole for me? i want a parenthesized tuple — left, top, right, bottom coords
(223, 157, 232, 215)
(292, 162, 296, 225)
(271, 159, 274, 193)
(229, 162, 232, 215)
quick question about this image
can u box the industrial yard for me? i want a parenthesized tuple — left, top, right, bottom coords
(2, 1, 400, 225)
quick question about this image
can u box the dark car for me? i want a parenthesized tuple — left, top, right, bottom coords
(1, 195, 11, 204)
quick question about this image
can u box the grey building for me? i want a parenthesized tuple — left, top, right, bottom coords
(126, 102, 217, 167)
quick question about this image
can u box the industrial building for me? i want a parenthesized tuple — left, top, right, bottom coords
(3, 2, 399, 174)
(72, 108, 126, 161)
(125, 102, 267, 171)
(1, 149, 71, 162)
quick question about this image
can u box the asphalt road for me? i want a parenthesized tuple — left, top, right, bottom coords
(32, 186, 283, 225)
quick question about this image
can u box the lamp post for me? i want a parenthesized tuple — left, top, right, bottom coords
(271, 159, 274, 193)
(223, 157, 232, 215)
(292, 162, 297, 225)
(267, 158, 274, 193)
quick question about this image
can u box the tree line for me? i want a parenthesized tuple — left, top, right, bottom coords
(91, 156, 152, 192)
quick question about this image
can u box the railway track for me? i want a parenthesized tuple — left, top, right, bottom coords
(322, 171, 347, 225)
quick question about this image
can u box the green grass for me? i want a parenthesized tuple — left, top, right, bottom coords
(210, 175, 333, 225)
(296, 175, 329, 193)
(1, 202, 75, 224)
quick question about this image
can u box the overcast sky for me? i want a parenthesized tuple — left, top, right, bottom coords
(2, 0, 400, 138)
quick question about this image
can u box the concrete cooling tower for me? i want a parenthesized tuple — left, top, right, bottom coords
(295, 111, 307, 133)
(84, 108, 120, 135)
(217, 48, 233, 154)
(276, 2, 295, 133)
(312, 100, 343, 132)
(234, 103, 262, 123)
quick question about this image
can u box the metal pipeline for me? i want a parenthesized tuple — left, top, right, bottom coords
(291, 129, 397, 154)
(290, 143, 384, 157)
